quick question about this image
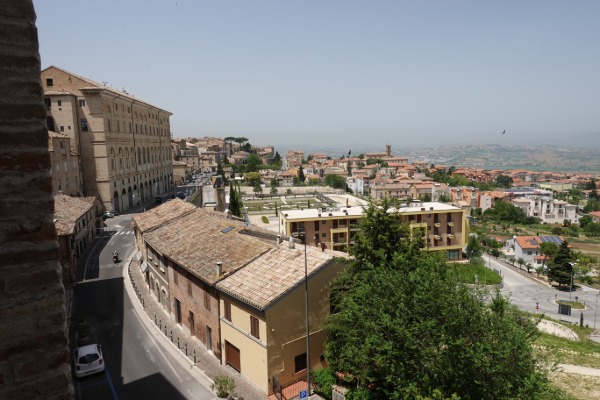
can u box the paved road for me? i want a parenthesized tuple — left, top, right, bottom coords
(487, 255, 600, 328)
(71, 214, 215, 400)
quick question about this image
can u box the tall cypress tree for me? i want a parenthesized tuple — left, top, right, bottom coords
(229, 182, 241, 217)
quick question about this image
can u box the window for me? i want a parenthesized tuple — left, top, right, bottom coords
(81, 118, 88, 131)
(187, 274, 193, 296)
(204, 290, 210, 310)
(321, 232, 326, 238)
(60, 126, 64, 132)
(224, 301, 231, 322)
(115, 103, 118, 110)
(57, 100, 62, 106)
(46, 78, 53, 86)
(79, 99, 86, 107)
(294, 353, 307, 373)
(314, 221, 319, 231)
(250, 316, 259, 339)
(173, 269, 178, 285)
(44, 98, 51, 109)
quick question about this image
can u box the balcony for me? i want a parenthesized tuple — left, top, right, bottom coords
(434, 235, 441, 240)
(447, 222, 454, 226)
(434, 223, 441, 227)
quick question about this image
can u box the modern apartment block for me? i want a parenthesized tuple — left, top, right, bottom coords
(41, 66, 173, 213)
(279, 202, 468, 260)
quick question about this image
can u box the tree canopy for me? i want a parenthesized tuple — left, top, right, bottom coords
(324, 174, 346, 190)
(324, 199, 557, 400)
(547, 241, 575, 287)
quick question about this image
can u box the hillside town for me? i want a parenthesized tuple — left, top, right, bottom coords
(38, 65, 600, 400)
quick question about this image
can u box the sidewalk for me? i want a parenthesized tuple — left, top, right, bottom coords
(123, 256, 267, 400)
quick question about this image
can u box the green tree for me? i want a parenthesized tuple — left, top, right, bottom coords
(465, 235, 483, 262)
(325, 209, 552, 400)
(579, 215, 592, 228)
(517, 257, 525, 270)
(583, 199, 600, 213)
(244, 171, 261, 187)
(324, 174, 346, 190)
(583, 222, 600, 238)
(253, 182, 263, 195)
(272, 151, 282, 169)
(216, 162, 227, 185)
(436, 192, 451, 203)
(270, 178, 278, 195)
(539, 242, 558, 269)
(494, 174, 513, 188)
(228, 182, 242, 218)
(547, 241, 575, 287)
(245, 153, 261, 173)
(224, 136, 235, 155)
(298, 164, 306, 183)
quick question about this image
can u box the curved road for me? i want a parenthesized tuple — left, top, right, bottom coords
(486, 255, 600, 328)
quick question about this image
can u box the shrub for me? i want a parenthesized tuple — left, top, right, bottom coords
(312, 368, 336, 400)
(261, 216, 269, 224)
(211, 375, 235, 398)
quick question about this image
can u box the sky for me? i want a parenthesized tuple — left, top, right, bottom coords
(34, 0, 600, 151)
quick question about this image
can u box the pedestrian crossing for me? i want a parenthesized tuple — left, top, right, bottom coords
(102, 229, 134, 236)
(113, 230, 134, 236)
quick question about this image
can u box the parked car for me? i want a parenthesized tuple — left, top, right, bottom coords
(102, 211, 114, 220)
(73, 344, 105, 378)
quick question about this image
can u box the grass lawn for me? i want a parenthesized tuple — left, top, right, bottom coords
(451, 262, 502, 285)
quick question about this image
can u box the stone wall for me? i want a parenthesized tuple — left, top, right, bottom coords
(0, 1, 73, 399)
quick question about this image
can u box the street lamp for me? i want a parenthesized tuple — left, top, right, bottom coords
(568, 262, 577, 302)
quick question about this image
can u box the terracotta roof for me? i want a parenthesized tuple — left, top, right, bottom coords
(143, 209, 272, 285)
(217, 241, 347, 311)
(132, 199, 196, 233)
(514, 235, 564, 250)
(54, 194, 97, 235)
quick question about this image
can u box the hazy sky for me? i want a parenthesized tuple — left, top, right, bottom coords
(34, 0, 600, 150)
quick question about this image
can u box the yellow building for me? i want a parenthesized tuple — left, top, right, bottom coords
(216, 241, 348, 395)
(42, 66, 173, 213)
(279, 201, 468, 260)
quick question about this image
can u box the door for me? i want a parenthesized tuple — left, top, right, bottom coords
(206, 325, 212, 351)
(175, 299, 182, 324)
(189, 311, 195, 337)
(225, 341, 240, 372)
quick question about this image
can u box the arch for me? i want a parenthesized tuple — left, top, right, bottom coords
(113, 191, 120, 214)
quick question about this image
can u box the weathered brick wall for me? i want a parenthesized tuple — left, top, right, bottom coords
(0, 1, 73, 399)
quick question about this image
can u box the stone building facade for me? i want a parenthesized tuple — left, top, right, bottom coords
(48, 130, 83, 196)
(41, 66, 173, 213)
(0, 2, 73, 398)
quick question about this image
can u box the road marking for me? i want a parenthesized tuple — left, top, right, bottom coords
(105, 366, 119, 400)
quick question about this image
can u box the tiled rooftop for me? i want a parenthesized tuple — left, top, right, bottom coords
(54, 194, 97, 235)
(143, 208, 272, 285)
(132, 198, 196, 233)
(217, 241, 347, 311)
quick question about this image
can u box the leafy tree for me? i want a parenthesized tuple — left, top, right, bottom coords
(233, 136, 248, 147)
(436, 192, 451, 203)
(583, 222, 600, 238)
(517, 257, 525, 270)
(483, 200, 532, 224)
(308, 178, 321, 186)
(324, 174, 346, 190)
(490, 248, 501, 258)
(271, 151, 282, 169)
(583, 199, 600, 213)
(253, 182, 263, 195)
(539, 242, 558, 269)
(579, 215, 592, 228)
(270, 178, 278, 195)
(245, 153, 261, 173)
(547, 241, 575, 287)
(494, 174, 513, 188)
(244, 171, 261, 187)
(325, 200, 553, 399)
(347, 164, 352, 177)
(465, 235, 483, 262)
(421, 193, 432, 202)
(216, 162, 227, 185)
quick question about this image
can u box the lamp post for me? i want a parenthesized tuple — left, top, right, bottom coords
(569, 262, 577, 302)
(595, 293, 599, 330)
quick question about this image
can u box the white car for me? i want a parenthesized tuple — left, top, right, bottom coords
(73, 344, 105, 378)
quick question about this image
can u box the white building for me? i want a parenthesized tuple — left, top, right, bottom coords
(511, 196, 577, 224)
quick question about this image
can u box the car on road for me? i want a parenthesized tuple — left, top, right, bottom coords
(102, 211, 114, 220)
(73, 344, 105, 378)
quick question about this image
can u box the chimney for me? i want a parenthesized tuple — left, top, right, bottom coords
(216, 261, 223, 277)
(277, 235, 281, 245)
(288, 236, 295, 249)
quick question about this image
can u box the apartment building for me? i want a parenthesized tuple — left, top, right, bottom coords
(48, 130, 83, 196)
(279, 202, 468, 260)
(216, 241, 347, 394)
(512, 196, 578, 224)
(41, 66, 173, 213)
